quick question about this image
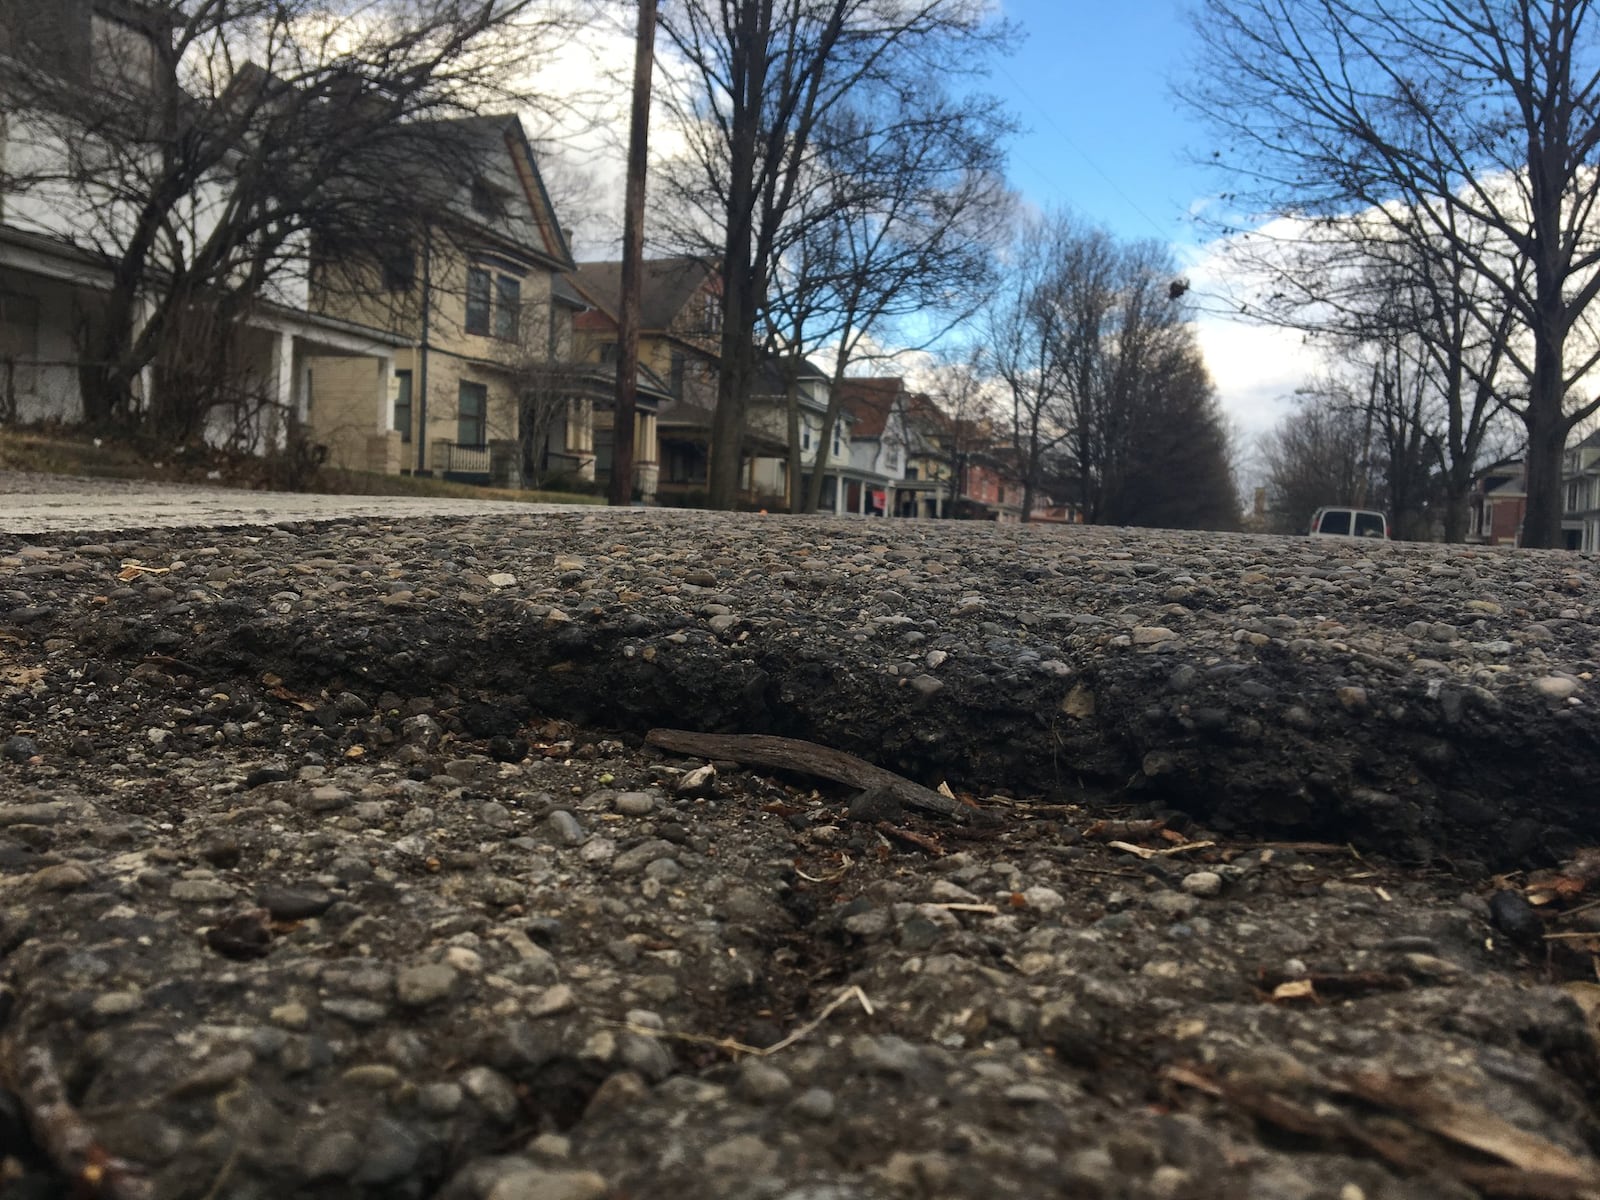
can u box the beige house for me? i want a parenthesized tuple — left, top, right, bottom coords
(568, 257, 723, 505)
(307, 114, 585, 486)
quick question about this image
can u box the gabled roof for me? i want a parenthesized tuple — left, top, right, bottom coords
(568, 257, 719, 333)
(751, 354, 829, 394)
(835, 377, 907, 439)
(404, 114, 574, 272)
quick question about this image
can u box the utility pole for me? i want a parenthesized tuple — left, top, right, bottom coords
(609, 0, 657, 507)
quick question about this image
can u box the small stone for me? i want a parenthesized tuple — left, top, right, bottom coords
(544, 810, 585, 846)
(396, 962, 459, 1007)
(170, 879, 237, 904)
(487, 573, 518, 588)
(790, 1087, 836, 1121)
(1131, 626, 1176, 645)
(1021, 885, 1065, 913)
(642, 857, 682, 884)
(270, 1003, 310, 1030)
(342, 1064, 402, 1089)
(583, 1070, 650, 1120)
(257, 883, 333, 920)
(613, 791, 656, 816)
(676, 764, 717, 795)
(303, 785, 350, 812)
(848, 786, 902, 824)
(1181, 871, 1224, 898)
(2, 735, 40, 762)
(416, 1082, 463, 1116)
(169, 1049, 254, 1098)
(1336, 686, 1369, 711)
(1488, 889, 1543, 945)
(737, 1060, 792, 1102)
(461, 1065, 521, 1123)
(852, 1035, 926, 1077)
(1534, 675, 1580, 700)
(30, 863, 91, 892)
(91, 990, 143, 1018)
(528, 984, 576, 1018)
(302, 1130, 363, 1180)
(352, 1117, 421, 1184)
(703, 1134, 778, 1176)
(322, 998, 389, 1025)
(486, 1169, 610, 1200)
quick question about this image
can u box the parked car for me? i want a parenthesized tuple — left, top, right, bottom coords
(1308, 507, 1389, 539)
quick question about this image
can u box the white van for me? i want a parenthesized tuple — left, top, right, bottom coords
(1308, 507, 1389, 539)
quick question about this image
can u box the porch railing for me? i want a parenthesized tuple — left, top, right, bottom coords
(439, 442, 491, 475)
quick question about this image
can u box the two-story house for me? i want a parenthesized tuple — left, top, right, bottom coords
(747, 355, 854, 511)
(568, 256, 722, 505)
(1467, 459, 1527, 546)
(307, 114, 590, 486)
(835, 377, 912, 517)
(1561, 432, 1600, 550)
(0, 0, 404, 451)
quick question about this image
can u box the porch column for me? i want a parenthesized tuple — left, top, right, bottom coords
(272, 330, 295, 452)
(273, 331, 296, 425)
(375, 353, 394, 432)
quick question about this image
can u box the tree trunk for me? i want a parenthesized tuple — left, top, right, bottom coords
(1522, 407, 1567, 549)
(705, 0, 768, 511)
(783, 359, 803, 512)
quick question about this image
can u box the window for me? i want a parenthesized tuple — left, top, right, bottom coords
(1352, 512, 1386, 538)
(702, 292, 722, 334)
(801, 424, 812, 452)
(494, 276, 521, 340)
(465, 268, 491, 335)
(458, 381, 487, 447)
(832, 426, 843, 456)
(599, 342, 619, 364)
(393, 370, 413, 443)
(381, 242, 415, 293)
(670, 352, 685, 398)
(91, 14, 158, 95)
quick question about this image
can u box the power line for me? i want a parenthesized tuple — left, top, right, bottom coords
(1003, 74, 1178, 244)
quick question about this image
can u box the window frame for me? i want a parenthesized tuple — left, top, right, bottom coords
(465, 267, 492, 336)
(457, 380, 488, 448)
(393, 370, 413, 443)
(494, 275, 521, 340)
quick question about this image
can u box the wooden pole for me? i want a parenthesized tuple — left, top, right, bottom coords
(609, 0, 657, 506)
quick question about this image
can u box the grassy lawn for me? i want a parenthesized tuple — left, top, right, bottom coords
(0, 426, 605, 506)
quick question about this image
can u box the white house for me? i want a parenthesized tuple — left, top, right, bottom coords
(0, 0, 403, 453)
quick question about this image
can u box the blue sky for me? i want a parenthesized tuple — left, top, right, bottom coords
(991, 0, 1212, 248)
(986, 1, 1313, 443)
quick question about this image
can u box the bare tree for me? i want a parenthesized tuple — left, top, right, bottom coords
(1259, 383, 1384, 534)
(979, 212, 1081, 522)
(0, 0, 578, 437)
(654, 0, 1009, 510)
(1188, 0, 1600, 547)
(789, 94, 1012, 514)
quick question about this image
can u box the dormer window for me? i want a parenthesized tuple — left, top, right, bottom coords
(470, 178, 497, 216)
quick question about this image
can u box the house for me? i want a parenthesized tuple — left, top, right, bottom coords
(567, 257, 722, 505)
(835, 377, 912, 517)
(0, 0, 404, 452)
(1467, 460, 1526, 546)
(307, 114, 591, 487)
(895, 392, 959, 518)
(747, 356, 854, 511)
(1561, 433, 1600, 551)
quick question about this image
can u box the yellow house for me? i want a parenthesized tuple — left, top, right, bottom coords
(306, 114, 586, 486)
(567, 257, 723, 505)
